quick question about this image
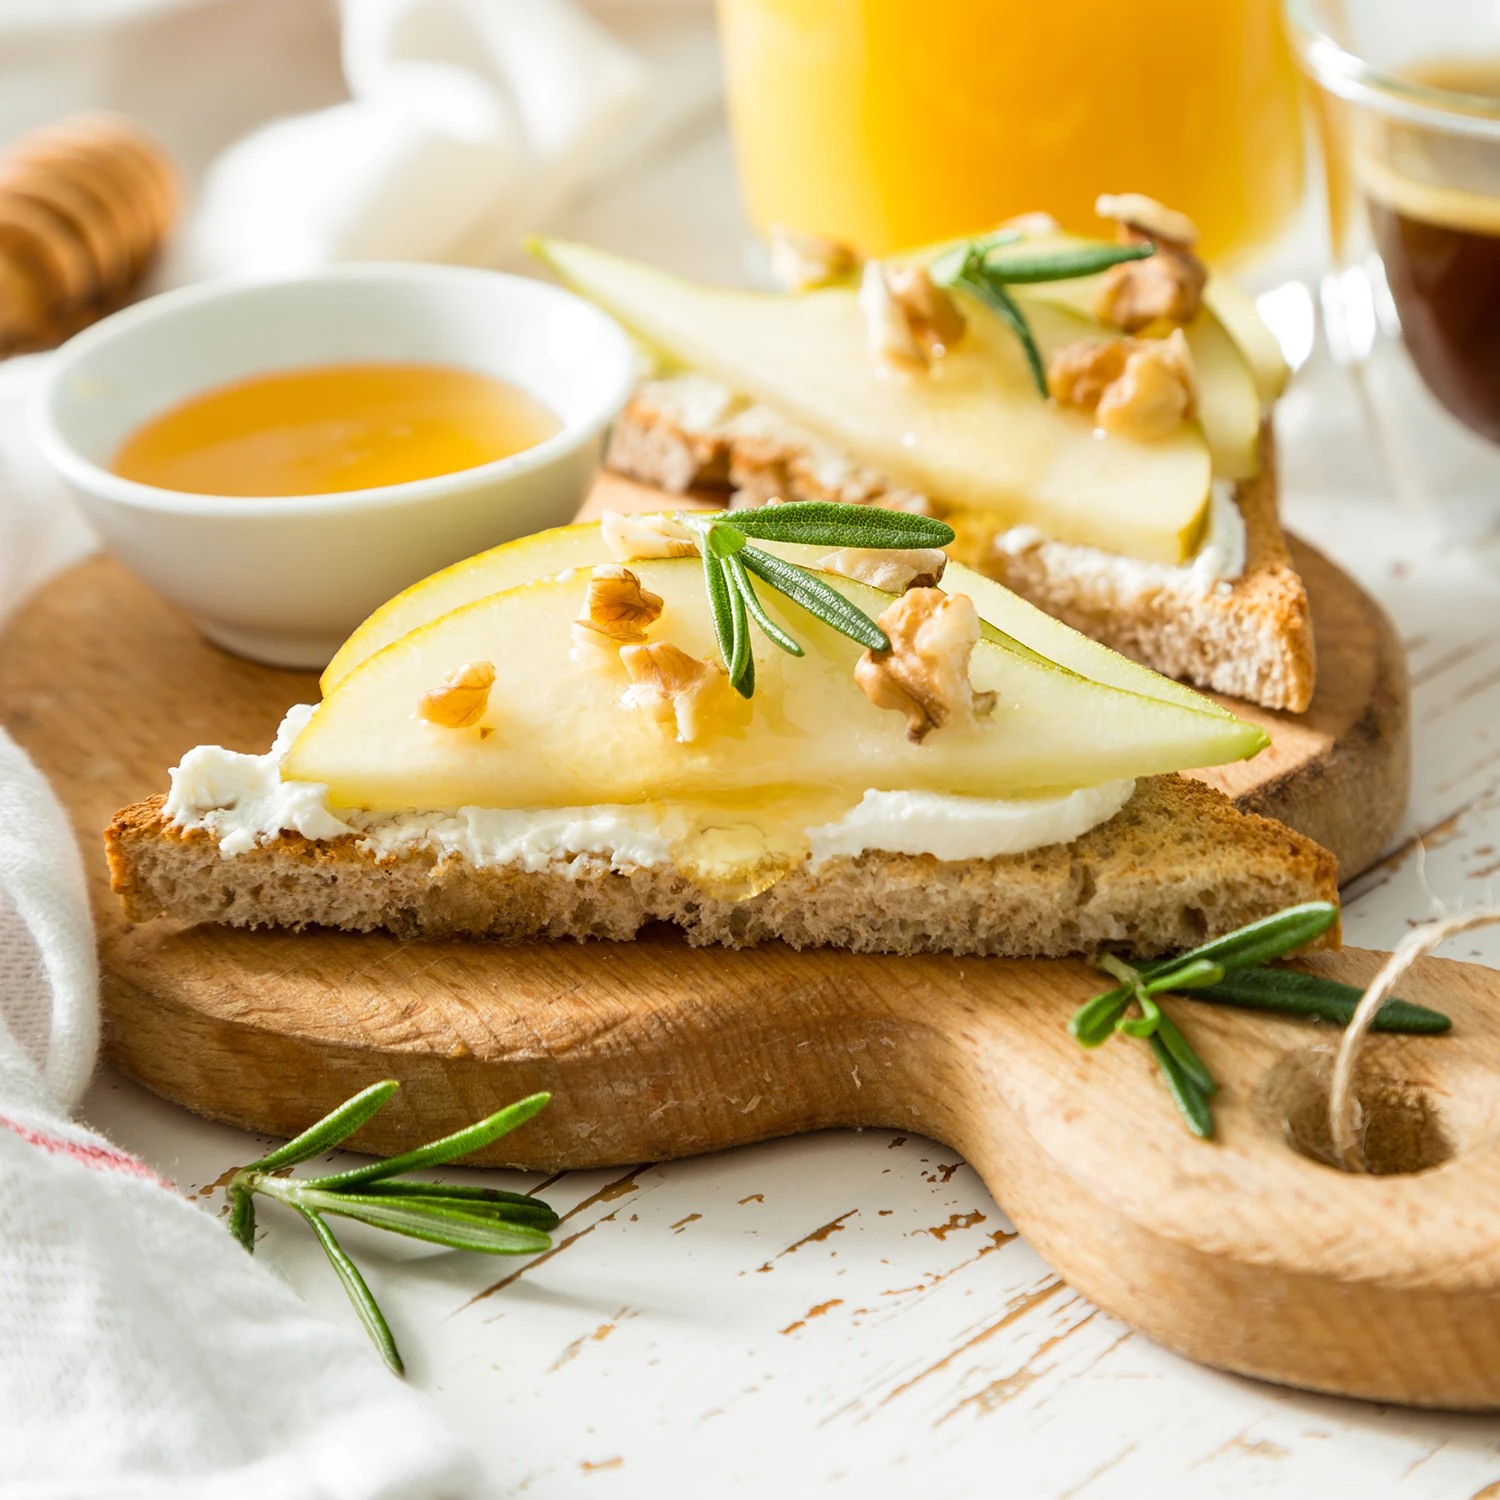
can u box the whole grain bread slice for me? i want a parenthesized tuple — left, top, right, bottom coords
(107, 775, 1337, 959)
(606, 376, 1315, 712)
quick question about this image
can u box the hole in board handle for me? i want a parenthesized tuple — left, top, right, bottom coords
(1256, 1049, 1455, 1176)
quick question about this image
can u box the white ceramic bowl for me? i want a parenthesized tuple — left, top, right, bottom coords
(30, 264, 637, 668)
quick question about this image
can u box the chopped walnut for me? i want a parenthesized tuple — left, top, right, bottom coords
(1094, 193, 1200, 248)
(600, 510, 699, 562)
(621, 640, 728, 743)
(1047, 338, 1132, 411)
(819, 546, 948, 594)
(854, 589, 996, 744)
(1092, 192, 1206, 333)
(886, 265, 966, 354)
(768, 224, 858, 291)
(417, 659, 495, 729)
(573, 564, 663, 647)
(859, 260, 966, 372)
(1050, 329, 1196, 441)
(1097, 329, 1197, 440)
(859, 260, 928, 372)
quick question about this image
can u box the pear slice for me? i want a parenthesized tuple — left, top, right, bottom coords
(990, 238, 1264, 481)
(533, 238, 1213, 565)
(286, 559, 1267, 811)
(320, 519, 1227, 713)
(1204, 272, 1291, 406)
(321, 522, 609, 695)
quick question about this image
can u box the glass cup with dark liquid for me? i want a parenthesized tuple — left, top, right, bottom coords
(1288, 2, 1500, 550)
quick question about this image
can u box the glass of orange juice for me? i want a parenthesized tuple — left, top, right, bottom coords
(716, 0, 1305, 263)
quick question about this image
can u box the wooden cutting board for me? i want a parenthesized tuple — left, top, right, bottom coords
(9, 493, 1487, 1412)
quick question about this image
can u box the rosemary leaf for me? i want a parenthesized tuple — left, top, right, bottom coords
(740, 546, 889, 650)
(1154, 1010, 1217, 1097)
(1135, 902, 1340, 979)
(957, 271, 1048, 396)
(1068, 985, 1133, 1048)
(297, 1188, 553, 1255)
(227, 1185, 256, 1252)
(1148, 1035, 1214, 1139)
(928, 228, 1022, 284)
(302, 1092, 552, 1190)
(1142, 957, 1226, 995)
(703, 549, 737, 686)
(979, 241, 1154, 283)
(1175, 968, 1451, 1033)
(723, 500, 954, 551)
(354, 1179, 560, 1216)
(297, 1207, 404, 1375)
(725, 553, 803, 657)
(245, 1080, 399, 1173)
(1115, 991, 1161, 1039)
(728, 575, 754, 698)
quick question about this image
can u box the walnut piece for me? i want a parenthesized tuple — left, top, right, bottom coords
(819, 546, 948, 594)
(859, 259, 928, 372)
(621, 640, 728, 743)
(600, 510, 699, 562)
(854, 588, 996, 744)
(1097, 329, 1197, 440)
(1094, 193, 1200, 248)
(417, 659, 495, 729)
(1092, 192, 1206, 333)
(858, 260, 967, 373)
(573, 564, 663, 646)
(768, 224, 857, 291)
(885, 265, 966, 354)
(1047, 338, 1132, 411)
(1048, 329, 1196, 441)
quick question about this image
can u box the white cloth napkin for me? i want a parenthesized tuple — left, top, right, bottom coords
(175, 0, 720, 281)
(0, 359, 479, 1497)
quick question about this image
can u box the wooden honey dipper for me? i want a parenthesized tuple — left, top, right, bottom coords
(0, 114, 178, 354)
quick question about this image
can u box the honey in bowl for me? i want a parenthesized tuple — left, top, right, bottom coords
(111, 362, 562, 497)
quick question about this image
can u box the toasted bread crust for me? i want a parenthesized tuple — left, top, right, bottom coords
(969, 434, 1316, 712)
(106, 776, 1338, 959)
(606, 380, 1314, 711)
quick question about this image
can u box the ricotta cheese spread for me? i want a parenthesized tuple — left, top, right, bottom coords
(164, 708, 1135, 871)
(995, 476, 1247, 597)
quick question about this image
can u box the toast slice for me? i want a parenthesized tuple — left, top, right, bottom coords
(107, 775, 1337, 959)
(607, 376, 1315, 712)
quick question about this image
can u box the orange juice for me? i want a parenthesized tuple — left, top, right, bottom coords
(717, 0, 1305, 261)
(111, 362, 560, 498)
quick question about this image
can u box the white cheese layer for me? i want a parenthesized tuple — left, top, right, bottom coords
(164, 709, 1134, 871)
(994, 477, 1247, 598)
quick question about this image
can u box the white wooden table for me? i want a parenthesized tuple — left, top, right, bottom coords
(79, 121, 1500, 1500)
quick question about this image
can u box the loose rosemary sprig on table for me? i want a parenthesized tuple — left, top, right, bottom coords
(679, 501, 956, 699)
(225, 1082, 557, 1374)
(927, 231, 1156, 397)
(1069, 902, 1452, 1139)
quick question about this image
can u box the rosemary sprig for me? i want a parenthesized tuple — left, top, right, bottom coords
(929, 238, 1154, 396)
(1068, 902, 1453, 1139)
(224, 1083, 557, 1374)
(679, 501, 956, 697)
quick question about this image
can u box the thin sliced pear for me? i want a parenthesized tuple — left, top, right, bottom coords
(534, 238, 1212, 565)
(1204, 272, 1291, 405)
(286, 558, 1267, 811)
(322, 518, 1217, 707)
(939, 560, 1237, 718)
(322, 523, 610, 695)
(993, 237, 1263, 481)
